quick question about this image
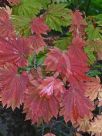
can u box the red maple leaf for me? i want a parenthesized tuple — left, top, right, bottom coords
(70, 10, 87, 37)
(31, 17, 50, 34)
(28, 35, 46, 53)
(24, 76, 60, 123)
(44, 47, 72, 78)
(0, 63, 28, 110)
(45, 37, 89, 80)
(68, 75, 86, 93)
(0, 8, 9, 22)
(0, 37, 30, 67)
(39, 76, 64, 99)
(0, 9, 15, 39)
(67, 36, 89, 79)
(61, 87, 93, 123)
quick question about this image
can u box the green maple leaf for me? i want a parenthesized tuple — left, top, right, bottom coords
(45, 3, 71, 32)
(54, 35, 72, 50)
(12, 0, 42, 17)
(84, 46, 96, 65)
(86, 24, 102, 40)
(11, 15, 31, 36)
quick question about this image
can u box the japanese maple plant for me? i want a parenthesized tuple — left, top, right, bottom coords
(0, 0, 102, 135)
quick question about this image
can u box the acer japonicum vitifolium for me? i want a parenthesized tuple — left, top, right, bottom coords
(0, 0, 101, 130)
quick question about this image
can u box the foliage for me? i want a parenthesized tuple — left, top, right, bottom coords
(45, 3, 71, 31)
(0, 0, 102, 136)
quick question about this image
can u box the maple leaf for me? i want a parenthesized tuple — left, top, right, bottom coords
(45, 37, 89, 80)
(77, 116, 92, 132)
(12, 0, 42, 17)
(86, 24, 102, 41)
(88, 115, 102, 135)
(38, 76, 64, 99)
(45, 3, 71, 32)
(0, 63, 28, 110)
(24, 76, 60, 123)
(68, 75, 86, 93)
(68, 36, 88, 67)
(0, 37, 30, 67)
(44, 47, 72, 78)
(11, 15, 31, 36)
(85, 77, 102, 101)
(0, 8, 9, 22)
(31, 17, 49, 34)
(0, 8, 15, 39)
(53, 36, 71, 50)
(70, 10, 87, 37)
(84, 43, 96, 65)
(71, 10, 84, 27)
(85, 28, 102, 63)
(61, 87, 93, 123)
(28, 35, 46, 53)
(67, 36, 89, 79)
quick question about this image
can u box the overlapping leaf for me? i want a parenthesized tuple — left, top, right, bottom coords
(86, 24, 102, 40)
(31, 17, 49, 34)
(12, 0, 42, 17)
(67, 36, 89, 78)
(61, 87, 93, 123)
(0, 64, 28, 110)
(44, 47, 72, 78)
(39, 76, 64, 98)
(11, 15, 31, 36)
(28, 35, 46, 53)
(53, 35, 71, 50)
(24, 76, 60, 123)
(0, 37, 30, 67)
(88, 115, 102, 135)
(45, 3, 71, 31)
(85, 24, 102, 63)
(45, 36, 89, 80)
(78, 117, 91, 132)
(85, 77, 102, 101)
(70, 10, 87, 37)
(0, 8, 15, 39)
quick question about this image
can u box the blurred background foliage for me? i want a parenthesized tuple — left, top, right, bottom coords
(53, 0, 102, 15)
